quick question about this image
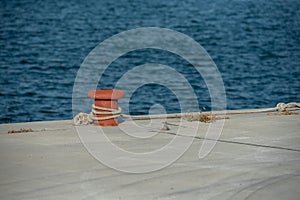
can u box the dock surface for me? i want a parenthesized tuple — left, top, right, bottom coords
(0, 112, 299, 200)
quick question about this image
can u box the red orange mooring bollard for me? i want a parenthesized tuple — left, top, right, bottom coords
(88, 89, 125, 126)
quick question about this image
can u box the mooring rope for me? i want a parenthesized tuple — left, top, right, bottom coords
(73, 102, 300, 125)
(73, 105, 121, 125)
(276, 102, 300, 112)
(121, 102, 300, 120)
(92, 104, 122, 115)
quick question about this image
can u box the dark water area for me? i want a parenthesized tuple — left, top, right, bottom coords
(0, 0, 299, 123)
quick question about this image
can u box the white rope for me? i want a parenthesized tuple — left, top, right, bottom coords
(73, 105, 122, 125)
(73, 102, 300, 125)
(121, 102, 300, 120)
(276, 102, 300, 112)
(73, 112, 94, 125)
(92, 104, 122, 115)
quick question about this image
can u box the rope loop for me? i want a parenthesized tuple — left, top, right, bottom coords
(73, 105, 122, 125)
(276, 102, 300, 112)
(73, 112, 94, 125)
(92, 104, 122, 115)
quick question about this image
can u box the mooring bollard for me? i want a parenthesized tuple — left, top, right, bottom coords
(88, 89, 125, 126)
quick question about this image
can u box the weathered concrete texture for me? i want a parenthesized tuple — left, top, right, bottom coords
(0, 112, 299, 200)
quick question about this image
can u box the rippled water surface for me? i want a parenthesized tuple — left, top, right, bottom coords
(0, 0, 299, 123)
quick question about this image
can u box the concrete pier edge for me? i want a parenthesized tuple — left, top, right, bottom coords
(0, 109, 299, 199)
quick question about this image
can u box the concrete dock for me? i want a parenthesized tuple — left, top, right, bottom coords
(0, 111, 299, 200)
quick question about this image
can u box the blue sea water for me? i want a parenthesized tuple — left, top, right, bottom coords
(0, 0, 299, 123)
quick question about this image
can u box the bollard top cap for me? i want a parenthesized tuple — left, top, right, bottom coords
(88, 89, 125, 100)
